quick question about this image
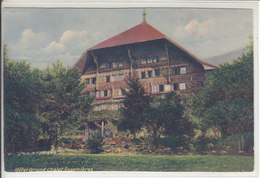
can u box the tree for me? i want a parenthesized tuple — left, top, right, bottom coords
(143, 92, 193, 148)
(4, 45, 43, 152)
(4, 44, 93, 152)
(191, 41, 253, 138)
(39, 60, 93, 148)
(119, 75, 152, 139)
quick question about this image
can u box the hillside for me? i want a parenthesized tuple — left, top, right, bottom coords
(204, 48, 249, 66)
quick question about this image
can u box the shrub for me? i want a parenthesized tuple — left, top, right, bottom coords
(216, 132, 253, 155)
(58, 136, 81, 148)
(86, 131, 104, 153)
(158, 135, 191, 151)
(193, 136, 218, 154)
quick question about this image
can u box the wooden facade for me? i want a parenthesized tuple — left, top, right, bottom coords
(74, 15, 217, 111)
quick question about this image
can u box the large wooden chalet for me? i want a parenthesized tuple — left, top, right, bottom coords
(74, 10, 217, 111)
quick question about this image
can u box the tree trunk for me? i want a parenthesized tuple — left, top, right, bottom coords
(153, 128, 158, 148)
(133, 129, 136, 139)
(55, 128, 58, 149)
(101, 121, 104, 137)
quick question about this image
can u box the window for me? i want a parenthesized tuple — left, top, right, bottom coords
(182, 98, 187, 104)
(180, 67, 187, 74)
(106, 76, 110, 83)
(85, 78, 90, 85)
(104, 90, 108, 97)
(141, 59, 146, 64)
(141, 72, 146, 79)
(125, 73, 129, 79)
(111, 75, 117, 82)
(159, 85, 164, 92)
(98, 105, 102, 110)
(153, 57, 158, 63)
(119, 74, 124, 81)
(199, 81, 204, 88)
(152, 85, 157, 93)
(165, 84, 171, 91)
(97, 91, 101, 97)
(112, 62, 117, 68)
(107, 63, 112, 69)
(92, 77, 96, 84)
(173, 83, 179, 90)
(118, 62, 123, 67)
(121, 89, 126, 96)
(155, 69, 160, 77)
(118, 103, 123, 109)
(148, 71, 152, 78)
(175, 68, 180, 75)
(147, 58, 153, 63)
(179, 83, 186, 90)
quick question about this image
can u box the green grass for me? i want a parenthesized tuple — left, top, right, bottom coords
(5, 154, 254, 172)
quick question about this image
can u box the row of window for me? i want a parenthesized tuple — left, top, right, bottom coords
(85, 66, 187, 84)
(95, 98, 187, 111)
(85, 83, 186, 97)
(85, 89, 126, 97)
(152, 83, 186, 93)
(106, 74, 125, 83)
(141, 57, 159, 64)
(106, 62, 123, 69)
(105, 57, 159, 69)
(173, 67, 186, 75)
(96, 103, 123, 111)
(141, 69, 160, 79)
(85, 77, 96, 85)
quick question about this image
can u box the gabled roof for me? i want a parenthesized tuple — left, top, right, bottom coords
(75, 21, 218, 74)
(90, 22, 166, 50)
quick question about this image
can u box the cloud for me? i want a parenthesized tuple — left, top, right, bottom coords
(184, 19, 199, 34)
(173, 19, 216, 39)
(44, 30, 104, 56)
(7, 28, 106, 68)
(8, 29, 49, 56)
(45, 41, 65, 53)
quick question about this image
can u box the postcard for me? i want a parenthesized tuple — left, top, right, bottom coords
(1, 1, 258, 178)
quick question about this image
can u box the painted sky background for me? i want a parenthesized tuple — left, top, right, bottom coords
(3, 8, 253, 69)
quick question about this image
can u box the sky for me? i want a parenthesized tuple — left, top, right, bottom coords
(3, 8, 253, 69)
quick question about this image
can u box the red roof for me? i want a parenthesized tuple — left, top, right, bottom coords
(74, 22, 218, 74)
(90, 22, 166, 50)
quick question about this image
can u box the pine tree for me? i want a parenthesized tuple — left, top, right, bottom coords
(119, 75, 152, 139)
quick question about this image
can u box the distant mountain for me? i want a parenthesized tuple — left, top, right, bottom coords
(203, 48, 249, 66)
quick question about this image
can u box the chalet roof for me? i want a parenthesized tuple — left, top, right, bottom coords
(74, 21, 218, 74)
(90, 22, 166, 50)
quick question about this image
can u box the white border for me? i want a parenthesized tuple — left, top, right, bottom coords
(1, 1, 259, 178)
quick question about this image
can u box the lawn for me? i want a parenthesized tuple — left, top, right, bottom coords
(5, 154, 254, 172)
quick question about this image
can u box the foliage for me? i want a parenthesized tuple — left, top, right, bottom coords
(119, 76, 152, 139)
(5, 154, 254, 172)
(4, 45, 93, 152)
(87, 110, 120, 122)
(38, 60, 93, 148)
(191, 42, 253, 138)
(58, 136, 81, 145)
(216, 132, 254, 155)
(143, 92, 193, 147)
(86, 131, 104, 153)
(4, 45, 43, 152)
(158, 135, 192, 151)
(193, 136, 218, 154)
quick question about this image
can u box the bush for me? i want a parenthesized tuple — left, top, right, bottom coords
(158, 135, 191, 151)
(193, 136, 218, 154)
(86, 131, 104, 153)
(58, 136, 81, 149)
(216, 132, 253, 155)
